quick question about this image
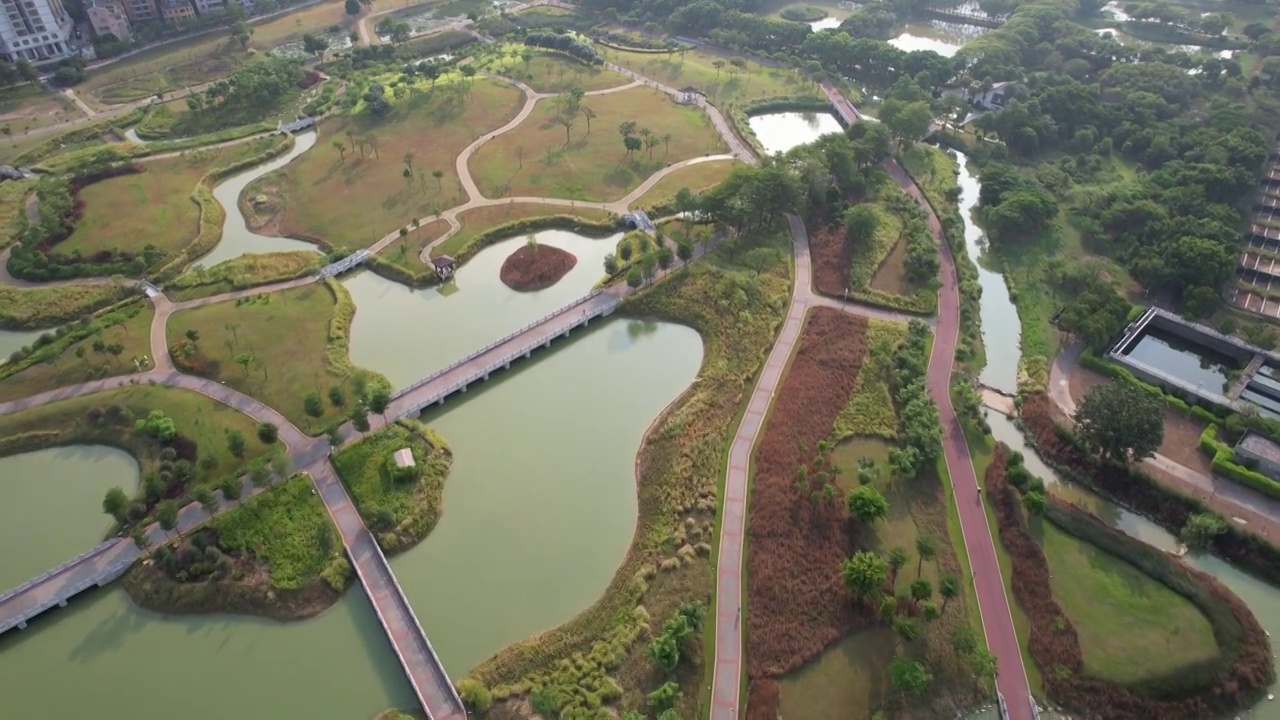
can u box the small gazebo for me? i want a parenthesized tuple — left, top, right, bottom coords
(431, 255, 456, 279)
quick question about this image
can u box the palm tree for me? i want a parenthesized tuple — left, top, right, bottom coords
(887, 546, 909, 585)
(915, 535, 937, 580)
(939, 575, 959, 612)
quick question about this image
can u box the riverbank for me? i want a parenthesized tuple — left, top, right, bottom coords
(122, 559, 341, 621)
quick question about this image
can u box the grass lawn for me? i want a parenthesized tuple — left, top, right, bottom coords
(212, 474, 341, 590)
(0, 300, 154, 402)
(1032, 518, 1219, 684)
(430, 202, 612, 258)
(376, 218, 450, 271)
(0, 177, 34, 249)
(0, 283, 130, 330)
(58, 136, 284, 259)
(330, 420, 450, 554)
(170, 250, 324, 301)
(604, 46, 815, 107)
(632, 159, 737, 211)
(478, 46, 631, 93)
(0, 84, 83, 134)
(778, 628, 897, 720)
(82, 0, 360, 106)
(167, 282, 360, 434)
(469, 85, 727, 201)
(0, 384, 271, 489)
(263, 77, 523, 249)
(868, 238, 910, 295)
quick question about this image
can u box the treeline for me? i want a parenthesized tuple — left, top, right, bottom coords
(523, 32, 603, 65)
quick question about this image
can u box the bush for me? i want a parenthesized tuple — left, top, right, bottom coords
(257, 423, 279, 444)
(1198, 425, 1280, 501)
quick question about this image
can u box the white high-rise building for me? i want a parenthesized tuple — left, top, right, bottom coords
(0, 0, 74, 64)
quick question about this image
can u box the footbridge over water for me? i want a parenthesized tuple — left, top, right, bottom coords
(386, 286, 624, 421)
(0, 538, 140, 635)
(318, 249, 372, 279)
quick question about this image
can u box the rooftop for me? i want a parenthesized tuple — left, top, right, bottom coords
(1236, 430, 1280, 466)
(431, 255, 456, 269)
(393, 448, 415, 468)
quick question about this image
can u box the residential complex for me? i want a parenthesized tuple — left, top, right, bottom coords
(86, 0, 131, 41)
(0, 0, 74, 63)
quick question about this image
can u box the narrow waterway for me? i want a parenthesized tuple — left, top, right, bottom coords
(955, 148, 1280, 719)
(197, 130, 321, 267)
(0, 327, 45, 362)
(0, 161, 704, 717)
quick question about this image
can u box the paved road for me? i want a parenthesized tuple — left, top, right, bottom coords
(885, 157, 1035, 720)
(1049, 342, 1280, 543)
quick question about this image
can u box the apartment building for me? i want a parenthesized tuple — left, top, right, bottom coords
(158, 0, 194, 23)
(86, 0, 131, 41)
(121, 0, 157, 25)
(0, 0, 74, 63)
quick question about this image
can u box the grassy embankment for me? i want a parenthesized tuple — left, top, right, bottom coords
(464, 227, 792, 719)
(167, 280, 377, 434)
(470, 85, 729, 202)
(330, 420, 451, 554)
(169, 251, 324, 301)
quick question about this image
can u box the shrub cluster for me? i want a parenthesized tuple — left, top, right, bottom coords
(1199, 424, 1280, 501)
(524, 32, 603, 65)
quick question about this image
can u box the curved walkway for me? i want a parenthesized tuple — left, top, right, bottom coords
(885, 157, 1035, 719)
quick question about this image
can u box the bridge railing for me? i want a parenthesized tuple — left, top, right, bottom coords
(400, 296, 621, 416)
(0, 540, 120, 606)
(392, 289, 607, 401)
(0, 544, 137, 634)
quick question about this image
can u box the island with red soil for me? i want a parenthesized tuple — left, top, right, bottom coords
(499, 242, 578, 291)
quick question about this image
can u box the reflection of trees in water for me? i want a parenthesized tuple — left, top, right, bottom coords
(626, 319, 659, 340)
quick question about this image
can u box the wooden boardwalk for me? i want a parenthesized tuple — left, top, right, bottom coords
(0, 538, 140, 635)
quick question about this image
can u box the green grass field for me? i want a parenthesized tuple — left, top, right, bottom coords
(375, 219, 450, 271)
(604, 46, 815, 106)
(1034, 518, 1219, 684)
(212, 474, 341, 590)
(0, 283, 130, 330)
(0, 384, 271, 488)
(167, 283, 360, 434)
(0, 177, 34, 249)
(469, 85, 727, 201)
(430, 202, 612, 258)
(58, 136, 282, 259)
(778, 628, 897, 720)
(262, 77, 523, 249)
(479, 47, 631, 93)
(0, 301, 154, 402)
(170, 250, 324, 301)
(632, 159, 738, 210)
(330, 420, 450, 553)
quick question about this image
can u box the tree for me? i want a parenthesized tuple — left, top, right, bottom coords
(227, 429, 246, 458)
(840, 550, 887, 603)
(889, 656, 932, 696)
(1022, 489, 1047, 516)
(432, 168, 444, 191)
(887, 546, 909, 583)
(1074, 382, 1164, 462)
(106, 342, 124, 366)
(1181, 511, 1227, 551)
(368, 383, 391, 418)
(194, 487, 218, 517)
(938, 575, 959, 612)
(626, 267, 643, 288)
(257, 422, 279, 444)
(914, 535, 936, 579)
(156, 500, 180, 540)
(231, 20, 253, 50)
(233, 352, 254, 375)
(844, 205, 879, 249)
(581, 105, 596, 135)
(75, 345, 88, 367)
(456, 678, 492, 712)
(130, 525, 149, 551)
(676, 240, 693, 264)
(103, 486, 129, 522)
(846, 485, 890, 523)
(892, 615, 921, 642)
(220, 476, 242, 503)
(345, 0, 361, 14)
(880, 100, 933, 148)
(136, 410, 177, 441)
(350, 404, 371, 432)
(910, 578, 933, 603)
(303, 33, 329, 56)
(304, 392, 325, 418)
(623, 134, 642, 159)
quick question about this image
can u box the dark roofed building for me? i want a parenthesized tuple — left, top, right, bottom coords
(431, 255, 456, 279)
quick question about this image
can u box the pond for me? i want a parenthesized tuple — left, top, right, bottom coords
(747, 111, 844, 155)
(1123, 326, 1239, 395)
(197, 130, 322, 267)
(0, 327, 45, 361)
(889, 20, 982, 57)
(0, 226, 704, 719)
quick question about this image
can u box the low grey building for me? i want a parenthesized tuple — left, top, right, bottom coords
(1234, 431, 1280, 480)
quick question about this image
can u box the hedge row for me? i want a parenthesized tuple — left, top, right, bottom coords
(987, 444, 1274, 719)
(1019, 393, 1280, 587)
(1198, 425, 1280, 501)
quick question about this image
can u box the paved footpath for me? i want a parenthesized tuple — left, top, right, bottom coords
(886, 158, 1035, 720)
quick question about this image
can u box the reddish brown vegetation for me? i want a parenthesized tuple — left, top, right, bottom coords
(988, 434, 1274, 719)
(809, 225, 851, 298)
(745, 679, 781, 720)
(745, 309, 871, 715)
(1021, 393, 1280, 586)
(499, 243, 578, 292)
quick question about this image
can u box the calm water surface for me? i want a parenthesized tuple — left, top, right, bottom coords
(0, 327, 44, 360)
(748, 111, 843, 155)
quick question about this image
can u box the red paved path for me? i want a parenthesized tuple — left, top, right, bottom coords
(885, 158, 1035, 720)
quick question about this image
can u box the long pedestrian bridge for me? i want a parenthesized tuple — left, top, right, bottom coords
(386, 285, 625, 421)
(0, 538, 140, 635)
